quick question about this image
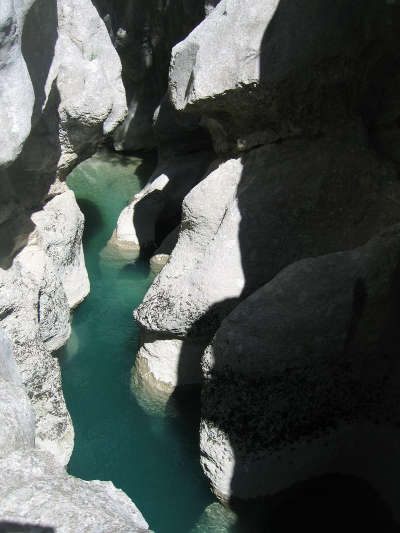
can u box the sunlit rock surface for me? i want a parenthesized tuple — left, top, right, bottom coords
(0, 330, 151, 533)
(0, 449, 150, 533)
(0, 1, 151, 531)
(111, 150, 213, 254)
(0, 0, 126, 463)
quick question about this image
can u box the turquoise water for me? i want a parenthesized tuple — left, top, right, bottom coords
(57, 151, 395, 533)
(59, 151, 237, 533)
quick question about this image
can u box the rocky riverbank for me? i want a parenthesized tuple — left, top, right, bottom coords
(0, 1, 150, 531)
(109, 0, 400, 523)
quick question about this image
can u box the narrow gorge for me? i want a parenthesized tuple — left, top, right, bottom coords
(1, 1, 400, 532)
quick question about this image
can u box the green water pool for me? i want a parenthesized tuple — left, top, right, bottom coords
(59, 150, 237, 533)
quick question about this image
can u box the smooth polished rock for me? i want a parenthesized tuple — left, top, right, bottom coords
(169, 0, 398, 154)
(135, 138, 400, 347)
(112, 150, 213, 252)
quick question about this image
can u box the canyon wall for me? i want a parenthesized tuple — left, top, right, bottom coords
(126, 0, 400, 522)
(0, 1, 150, 531)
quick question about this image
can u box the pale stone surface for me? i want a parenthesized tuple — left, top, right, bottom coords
(169, 0, 393, 153)
(112, 151, 213, 252)
(32, 188, 90, 309)
(0, 331, 151, 533)
(0, 1, 151, 530)
(0, 0, 127, 268)
(0, 193, 83, 464)
(0, 329, 35, 459)
(0, 449, 150, 533)
(0, 0, 35, 167)
(0, 0, 125, 465)
(200, 225, 400, 511)
(134, 333, 203, 391)
(0, 188, 90, 465)
(135, 139, 400, 390)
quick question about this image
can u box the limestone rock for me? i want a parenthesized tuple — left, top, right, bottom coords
(0, 187, 89, 466)
(0, 331, 151, 533)
(93, 0, 211, 152)
(135, 138, 400, 389)
(32, 188, 90, 309)
(0, 0, 126, 465)
(0, 449, 150, 533)
(149, 226, 179, 273)
(169, 0, 398, 154)
(0, 329, 35, 459)
(0, 191, 89, 464)
(111, 150, 213, 253)
(0, 0, 127, 268)
(200, 224, 400, 517)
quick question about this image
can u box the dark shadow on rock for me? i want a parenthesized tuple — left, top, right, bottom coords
(0, 79, 61, 269)
(229, 475, 400, 533)
(133, 151, 213, 253)
(0, 2, 59, 269)
(0, 523, 54, 533)
(344, 278, 368, 352)
(133, 153, 158, 188)
(21, 0, 58, 125)
(165, 1, 400, 531)
(76, 198, 104, 247)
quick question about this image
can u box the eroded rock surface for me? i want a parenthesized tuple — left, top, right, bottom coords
(0, 330, 150, 533)
(0, 189, 88, 464)
(0, 0, 126, 464)
(133, 0, 400, 520)
(93, 0, 218, 152)
(0, 1, 151, 531)
(201, 225, 400, 512)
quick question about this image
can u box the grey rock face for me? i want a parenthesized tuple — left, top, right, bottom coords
(0, 0, 126, 269)
(135, 137, 400, 388)
(0, 188, 91, 464)
(110, 150, 214, 254)
(169, 0, 399, 154)
(0, 450, 150, 533)
(93, 0, 214, 152)
(0, 0, 125, 464)
(201, 225, 400, 509)
(0, 329, 35, 459)
(0, 1, 150, 531)
(132, 0, 400, 519)
(0, 329, 151, 533)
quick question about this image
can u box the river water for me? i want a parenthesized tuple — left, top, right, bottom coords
(58, 150, 397, 533)
(58, 151, 238, 533)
